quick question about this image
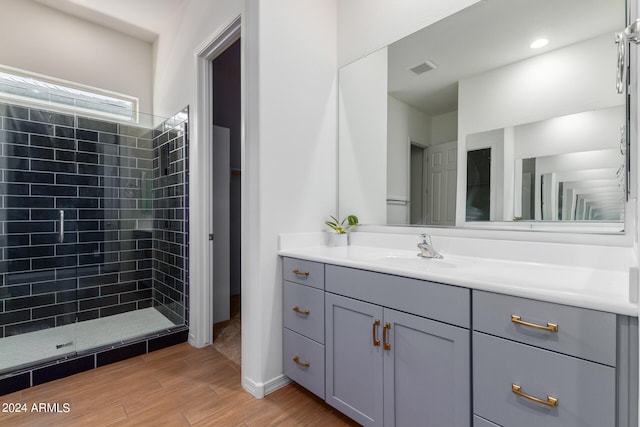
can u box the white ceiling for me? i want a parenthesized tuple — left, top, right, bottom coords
(34, 0, 186, 42)
(388, 0, 626, 116)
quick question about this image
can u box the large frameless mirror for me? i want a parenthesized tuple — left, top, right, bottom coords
(338, 0, 628, 232)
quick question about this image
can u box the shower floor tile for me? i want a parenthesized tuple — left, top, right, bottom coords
(0, 308, 175, 375)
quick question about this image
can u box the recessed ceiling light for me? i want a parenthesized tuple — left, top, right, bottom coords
(530, 38, 549, 49)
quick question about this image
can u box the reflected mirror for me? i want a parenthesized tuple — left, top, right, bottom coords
(338, 0, 627, 231)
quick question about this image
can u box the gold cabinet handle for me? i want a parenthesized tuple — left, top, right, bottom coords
(293, 356, 310, 368)
(292, 306, 310, 316)
(372, 319, 381, 347)
(383, 322, 391, 351)
(512, 384, 558, 407)
(292, 269, 310, 277)
(511, 315, 558, 333)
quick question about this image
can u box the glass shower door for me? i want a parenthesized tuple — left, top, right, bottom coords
(0, 105, 80, 373)
(0, 101, 189, 377)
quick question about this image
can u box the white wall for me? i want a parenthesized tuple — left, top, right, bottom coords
(152, 0, 241, 117)
(251, 0, 337, 390)
(0, 0, 153, 113)
(387, 95, 431, 206)
(431, 110, 457, 145)
(514, 106, 625, 159)
(337, 0, 479, 67)
(152, 0, 338, 396)
(339, 48, 388, 224)
(457, 33, 625, 225)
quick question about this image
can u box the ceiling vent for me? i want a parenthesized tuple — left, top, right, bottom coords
(409, 60, 438, 75)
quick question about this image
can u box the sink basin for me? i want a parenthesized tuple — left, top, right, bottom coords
(346, 247, 472, 270)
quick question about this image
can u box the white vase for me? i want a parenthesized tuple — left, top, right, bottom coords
(328, 233, 348, 247)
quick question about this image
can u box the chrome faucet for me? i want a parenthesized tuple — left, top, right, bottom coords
(417, 233, 443, 259)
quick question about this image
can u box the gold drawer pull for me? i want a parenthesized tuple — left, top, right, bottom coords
(511, 315, 558, 333)
(512, 384, 558, 407)
(293, 356, 310, 368)
(292, 269, 310, 277)
(292, 306, 310, 316)
(383, 322, 391, 351)
(372, 319, 381, 347)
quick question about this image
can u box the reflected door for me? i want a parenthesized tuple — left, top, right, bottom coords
(427, 141, 457, 226)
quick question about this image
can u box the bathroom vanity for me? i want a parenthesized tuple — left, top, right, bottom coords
(280, 0, 639, 423)
(279, 240, 638, 427)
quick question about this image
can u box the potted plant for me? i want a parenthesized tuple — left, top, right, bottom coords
(325, 215, 358, 246)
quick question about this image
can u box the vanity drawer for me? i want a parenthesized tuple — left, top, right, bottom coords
(283, 328, 325, 399)
(473, 290, 616, 366)
(326, 265, 470, 328)
(283, 280, 324, 343)
(283, 257, 325, 289)
(473, 332, 615, 427)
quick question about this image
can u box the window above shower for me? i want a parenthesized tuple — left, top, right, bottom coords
(0, 65, 139, 123)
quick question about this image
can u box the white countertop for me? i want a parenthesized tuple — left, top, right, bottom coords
(278, 244, 639, 316)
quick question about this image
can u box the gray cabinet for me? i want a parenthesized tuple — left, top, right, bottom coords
(473, 290, 617, 365)
(283, 328, 325, 398)
(473, 415, 501, 427)
(282, 257, 637, 427)
(325, 264, 470, 328)
(382, 308, 470, 427)
(474, 332, 615, 427)
(283, 281, 324, 343)
(325, 270, 471, 427)
(325, 293, 384, 426)
(473, 290, 638, 427)
(282, 257, 325, 398)
(283, 257, 325, 289)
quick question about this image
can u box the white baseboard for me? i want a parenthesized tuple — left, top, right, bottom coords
(242, 374, 291, 399)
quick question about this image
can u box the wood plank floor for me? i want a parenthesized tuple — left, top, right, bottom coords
(0, 343, 359, 426)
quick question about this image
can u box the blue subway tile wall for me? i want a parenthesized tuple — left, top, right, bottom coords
(152, 108, 189, 326)
(0, 102, 189, 340)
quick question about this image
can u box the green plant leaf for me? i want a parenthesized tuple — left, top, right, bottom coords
(325, 214, 359, 233)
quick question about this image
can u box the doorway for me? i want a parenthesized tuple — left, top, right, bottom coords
(409, 143, 427, 224)
(466, 148, 492, 221)
(211, 38, 241, 358)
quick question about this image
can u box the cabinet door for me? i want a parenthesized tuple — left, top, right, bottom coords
(326, 293, 384, 427)
(383, 308, 471, 427)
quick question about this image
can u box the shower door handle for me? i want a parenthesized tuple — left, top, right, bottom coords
(59, 210, 64, 243)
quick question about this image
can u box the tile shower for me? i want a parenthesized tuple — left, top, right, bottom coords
(0, 102, 189, 395)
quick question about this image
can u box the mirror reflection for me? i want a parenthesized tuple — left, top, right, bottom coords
(466, 106, 625, 222)
(339, 0, 627, 230)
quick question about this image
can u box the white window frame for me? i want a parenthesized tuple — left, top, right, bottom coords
(0, 65, 139, 122)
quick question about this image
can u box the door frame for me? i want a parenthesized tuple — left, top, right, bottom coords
(191, 16, 241, 348)
(408, 139, 428, 224)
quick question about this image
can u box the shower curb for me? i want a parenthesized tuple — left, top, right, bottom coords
(0, 328, 188, 396)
